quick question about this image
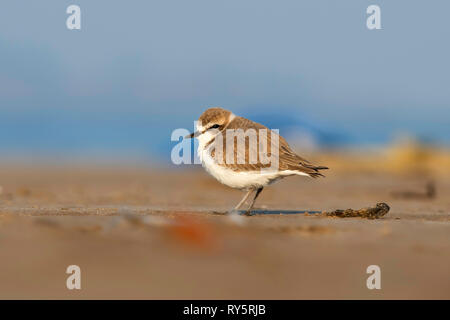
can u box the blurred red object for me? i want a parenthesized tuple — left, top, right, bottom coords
(168, 215, 216, 250)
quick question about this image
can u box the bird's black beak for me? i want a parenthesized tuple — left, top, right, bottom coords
(185, 131, 201, 139)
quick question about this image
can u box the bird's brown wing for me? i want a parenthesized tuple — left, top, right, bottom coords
(208, 116, 328, 177)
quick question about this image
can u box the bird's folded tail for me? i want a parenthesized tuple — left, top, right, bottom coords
(298, 163, 329, 178)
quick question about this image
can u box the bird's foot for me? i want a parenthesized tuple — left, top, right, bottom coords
(243, 210, 253, 216)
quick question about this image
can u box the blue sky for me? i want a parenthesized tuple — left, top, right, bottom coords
(0, 0, 449, 163)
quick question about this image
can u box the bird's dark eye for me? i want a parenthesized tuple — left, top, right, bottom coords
(209, 124, 220, 130)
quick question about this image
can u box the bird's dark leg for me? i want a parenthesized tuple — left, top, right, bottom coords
(244, 187, 263, 216)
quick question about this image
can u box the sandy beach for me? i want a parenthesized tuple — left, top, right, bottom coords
(2, 0, 449, 303)
(0, 164, 449, 299)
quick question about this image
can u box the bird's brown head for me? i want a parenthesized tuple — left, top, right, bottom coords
(198, 107, 233, 130)
(185, 107, 234, 139)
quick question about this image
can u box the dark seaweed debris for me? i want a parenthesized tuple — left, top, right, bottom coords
(322, 203, 390, 219)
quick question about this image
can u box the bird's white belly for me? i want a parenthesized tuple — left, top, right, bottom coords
(196, 130, 309, 190)
(200, 148, 289, 190)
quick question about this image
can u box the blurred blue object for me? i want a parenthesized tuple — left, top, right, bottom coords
(0, 0, 449, 162)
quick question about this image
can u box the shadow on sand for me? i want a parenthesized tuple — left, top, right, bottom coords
(238, 209, 321, 215)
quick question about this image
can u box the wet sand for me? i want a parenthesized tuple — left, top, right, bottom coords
(0, 166, 449, 299)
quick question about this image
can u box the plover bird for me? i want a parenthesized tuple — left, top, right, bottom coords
(185, 107, 328, 215)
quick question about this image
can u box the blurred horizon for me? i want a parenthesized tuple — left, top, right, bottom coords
(1, 0, 449, 165)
